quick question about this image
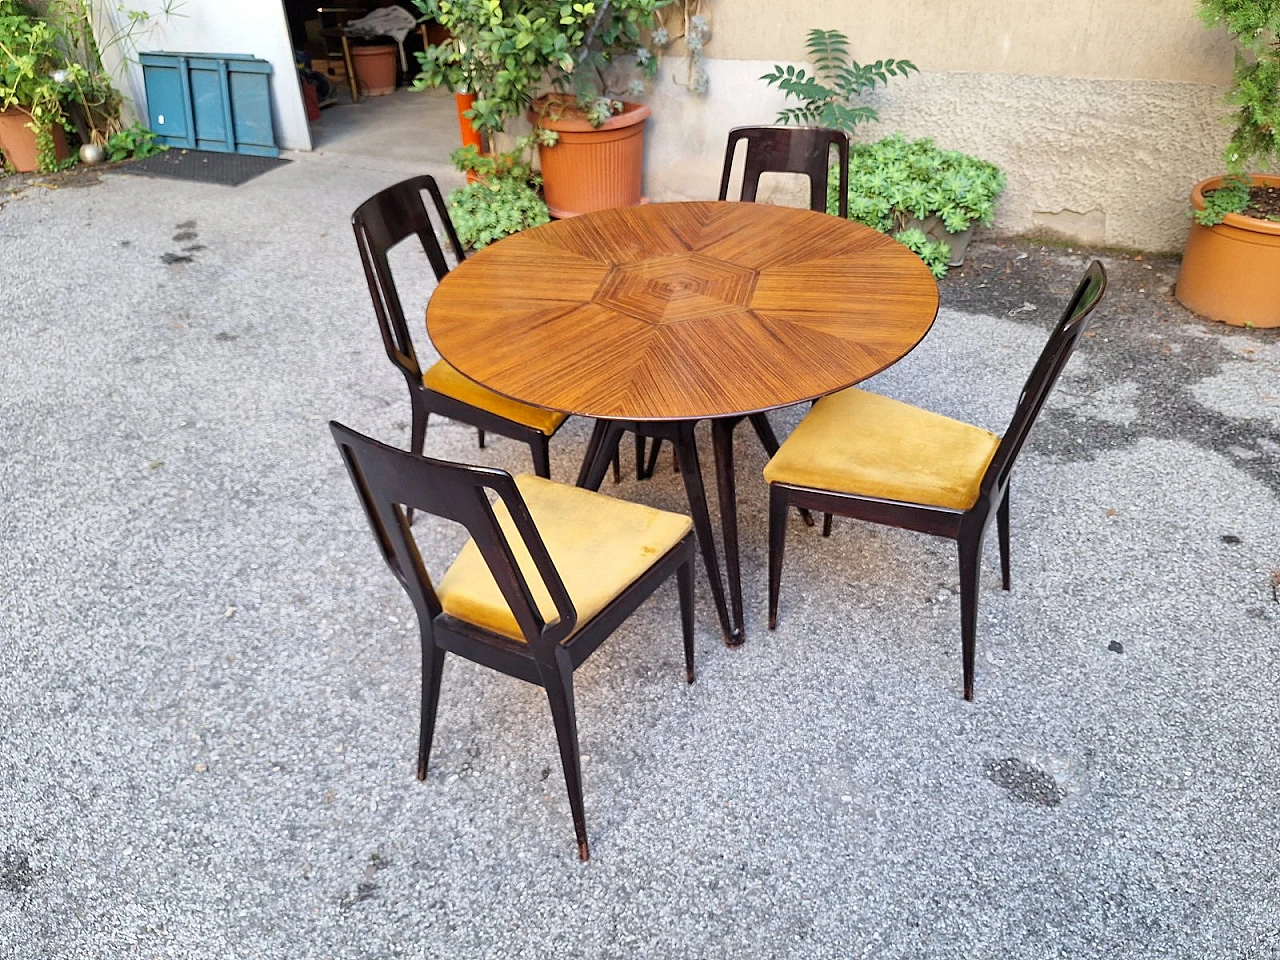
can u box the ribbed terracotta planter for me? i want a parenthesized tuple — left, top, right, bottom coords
(1176, 174, 1280, 328)
(534, 99, 649, 218)
(350, 44, 398, 97)
(0, 107, 69, 173)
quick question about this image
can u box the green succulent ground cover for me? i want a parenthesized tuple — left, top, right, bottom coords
(828, 134, 1005, 277)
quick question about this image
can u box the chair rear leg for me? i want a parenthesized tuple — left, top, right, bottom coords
(611, 442, 621, 484)
(477, 428, 486, 449)
(677, 553, 696, 684)
(417, 636, 447, 780)
(997, 488, 1012, 591)
(529, 434, 552, 479)
(539, 660, 589, 861)
(768, 485, 789, 630)
(635, 433, 647, 479)
(957, 533, 983, 702)
(822, 513, 833, 537)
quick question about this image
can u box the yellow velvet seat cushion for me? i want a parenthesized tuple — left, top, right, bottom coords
(436, 475, 692, 642)
(763, 388, 1001, 511)
(423, 360, 567, 436)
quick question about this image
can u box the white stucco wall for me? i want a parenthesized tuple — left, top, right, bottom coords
(98, 0, 310, 152)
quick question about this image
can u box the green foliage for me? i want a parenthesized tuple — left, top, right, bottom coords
(0, 0, 84, 170)
(1194, 173, 1252, 225)
(106, 123, 164, 162)
(826, 133, 1005, 276)
(411, 0, 669, 134)
(761, 29, 916, 135)
(447, 132, 550, 248)
(892, 227, 949, 278)
(1199, 0, 1280, 171)
(448, 177, 550, 248)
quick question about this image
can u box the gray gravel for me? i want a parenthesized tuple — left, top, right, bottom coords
(1, 151, 1278, 959)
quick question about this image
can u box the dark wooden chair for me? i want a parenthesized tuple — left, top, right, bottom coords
(718, 124, 850, 216)
(330, 421, 696, 860)
(353, 175, 619, 490)
(764, 262, 1108, 700)
(633, 125, 853, 482)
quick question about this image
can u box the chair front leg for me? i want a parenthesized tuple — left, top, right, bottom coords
(417, 633, 447, 781)
(957, 531, 984, 702)
(767, 485, 790, 630)
(537, 657, 589, 861)
(677, 552, 696, 684)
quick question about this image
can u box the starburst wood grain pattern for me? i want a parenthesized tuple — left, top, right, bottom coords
(426, 202, 939, 421)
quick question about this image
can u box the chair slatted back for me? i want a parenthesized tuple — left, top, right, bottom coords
(981, 261, 1108, 500)
(718, 126, 850, 217)
(330, 421, 578, 652)
(351, 175, 466, 382)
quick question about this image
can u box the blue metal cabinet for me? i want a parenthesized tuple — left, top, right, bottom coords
(140, 52, 279, 157)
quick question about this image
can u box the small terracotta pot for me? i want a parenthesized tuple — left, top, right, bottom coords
(350, 44, 398, 97)
(533, 99, 650, 218)
(1176, 174, 1280, 328)
(0, 107, 70, 173)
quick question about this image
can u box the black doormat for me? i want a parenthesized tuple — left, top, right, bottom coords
(115, 149, 289, 187)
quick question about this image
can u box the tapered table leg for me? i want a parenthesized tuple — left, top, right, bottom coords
(576, 419, 615, 489)
(672, 421, 739, 645)
(711, 417, 745, 644)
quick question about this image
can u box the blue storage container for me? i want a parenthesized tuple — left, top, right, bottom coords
(140, 52, 279, 157)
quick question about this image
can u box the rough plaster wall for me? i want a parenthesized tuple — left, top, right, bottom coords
(713, 0, 1233, 84)
(642, 59, 1230, 252)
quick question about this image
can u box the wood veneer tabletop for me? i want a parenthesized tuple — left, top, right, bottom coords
(426, 201, 940, 422)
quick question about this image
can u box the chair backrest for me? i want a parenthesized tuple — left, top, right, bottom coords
(980, 261, 1108, 500)
(351, 175, 467, 384)
(718, 126, 850, 217)
(330, 421, 578, 652)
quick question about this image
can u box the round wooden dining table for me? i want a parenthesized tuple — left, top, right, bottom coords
(427, 201, 939, 644)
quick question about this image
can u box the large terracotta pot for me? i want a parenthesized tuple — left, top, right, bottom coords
(350, 44, 398, 97)
(533, 99, 650, 218)
(1176, 174, 1280, 328)
(0, 107, 70, 173)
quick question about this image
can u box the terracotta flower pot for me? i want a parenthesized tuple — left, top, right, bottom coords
(533, 99, 650, 219)
(1175, 174, 1280, 328)
(350, 44, 398, 97)
(0, 107, 70, 173)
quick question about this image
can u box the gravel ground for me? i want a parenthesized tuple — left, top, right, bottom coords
(1, 153, 1278, 959)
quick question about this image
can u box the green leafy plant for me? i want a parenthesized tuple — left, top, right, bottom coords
(827, 133, 1005, 277)
(761, 28, 916, 136)
(447, 132, 551, 248)
(0, 0, 86, 171)
(449, 177, 551, 248)
(411, 0, 673, 134)
(1194, 0, 1280, 224)
(891, 227, 950, 279)
(105, 122, 163, 162)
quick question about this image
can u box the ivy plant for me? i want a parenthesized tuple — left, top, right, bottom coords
(761, 28, 916, 136)
(1195, 0, 1280, 224)
(827, 133, 1005, 277)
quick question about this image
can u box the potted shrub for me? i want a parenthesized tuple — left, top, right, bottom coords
(412, 0, 680, 218)
(0, 0, 77, 172)
(1174, 0, 1280, 328)
(830, 133, 1005, 277)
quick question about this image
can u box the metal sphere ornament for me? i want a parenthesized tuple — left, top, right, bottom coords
(79, 143, 106, 166)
